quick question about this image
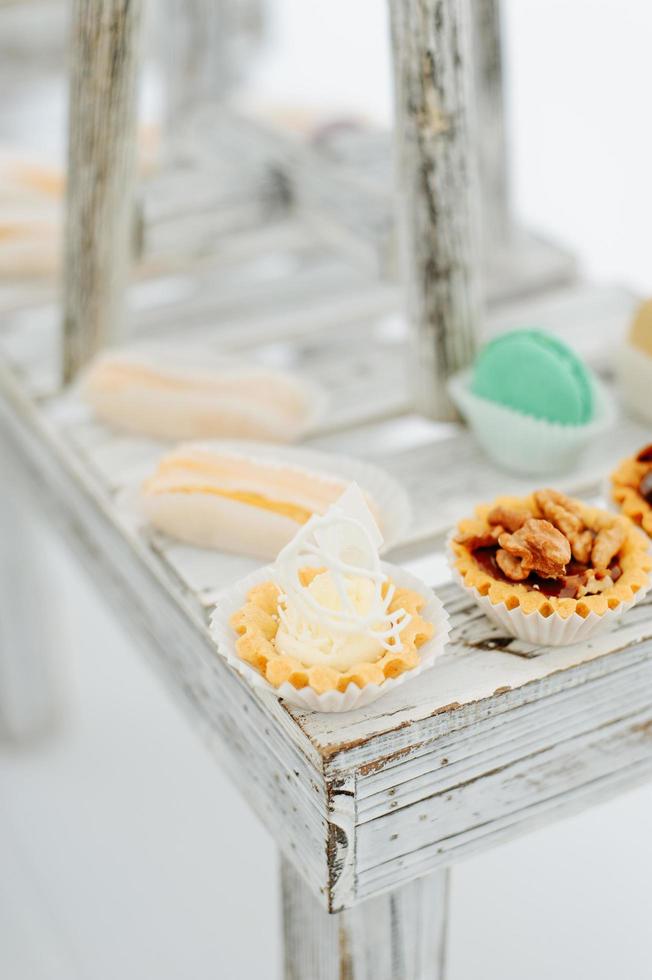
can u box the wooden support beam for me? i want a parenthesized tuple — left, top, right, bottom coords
(281, 859, 449, 980)
(472, 0, 510, 246)
(160, 0, 264, 140)
(62, 0, 143, 383)
(388, 0, 483, 420)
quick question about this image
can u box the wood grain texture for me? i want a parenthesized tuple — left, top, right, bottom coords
(471, 0, 509, 246)
(62, 0, 142, 381)
(2, 281, 652, 910)
(282, 859, 448, 979)
(388, 0, 483, 419)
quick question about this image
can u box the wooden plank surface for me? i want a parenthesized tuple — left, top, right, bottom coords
(2, 278, 652, 910)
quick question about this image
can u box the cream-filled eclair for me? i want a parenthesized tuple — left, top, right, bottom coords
(141, 446, 383, 558)
(81, 348, 324, 443)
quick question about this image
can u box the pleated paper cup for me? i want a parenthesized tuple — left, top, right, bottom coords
(616, 343, 652, 425)
(131, 440, 412, 557)
(447, 533, 651, 648)
(448, 370, 615, 476)
(209, 562, 451, 712)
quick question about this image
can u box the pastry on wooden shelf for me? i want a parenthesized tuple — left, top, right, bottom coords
(610, 443, 652, 536)
(449, 488, 651, 646)
(140, 442, 410, 558)
(81, 347, 326, 443)
(616, 298, 652, 424)
(448, 329, 613, 475)
(210, 485, 449, 711)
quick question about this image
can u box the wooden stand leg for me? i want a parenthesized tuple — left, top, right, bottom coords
(281, 860, 449, 980)
(388, 0, 483, 421)
(0, 444, 61, 740)
(63, 0, 143, 382)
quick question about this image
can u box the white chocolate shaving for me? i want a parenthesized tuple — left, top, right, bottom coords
(275, 484, 411, 652)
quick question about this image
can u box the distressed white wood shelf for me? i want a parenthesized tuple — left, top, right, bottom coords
(2, 275, 652, 913)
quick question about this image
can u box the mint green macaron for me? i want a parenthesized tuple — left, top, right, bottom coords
(471, 330, 594, 425)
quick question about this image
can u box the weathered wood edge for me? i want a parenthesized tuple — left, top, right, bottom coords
(0, 361, 342, 907)
(316, 635, 652, 773)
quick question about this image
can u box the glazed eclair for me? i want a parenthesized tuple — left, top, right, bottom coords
(81, 348, 325, 443)
(141, 445, 382, 559)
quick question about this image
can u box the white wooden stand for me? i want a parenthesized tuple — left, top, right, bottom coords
(281, 860, 448, 980)
(0, 0, 647, 975)
(389, 0, 482, 419)
(62, 0, 142, 380)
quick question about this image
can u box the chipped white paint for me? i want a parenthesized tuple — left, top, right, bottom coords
(282, 859, 448, 980)
(388, 0, 482, 419)
(2, 281, 652, 914)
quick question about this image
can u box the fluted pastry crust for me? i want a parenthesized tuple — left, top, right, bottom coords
(230, 569, 434, 694)
(611, 454, 652, 537)
(451, 494, 651, 620)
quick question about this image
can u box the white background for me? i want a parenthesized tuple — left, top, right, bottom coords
(2, 1, 652, 978)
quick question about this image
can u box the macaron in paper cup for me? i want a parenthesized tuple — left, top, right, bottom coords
(209, 562, 451, 712)
(449, 370, 615, 476)
(446, 531, 651, 648)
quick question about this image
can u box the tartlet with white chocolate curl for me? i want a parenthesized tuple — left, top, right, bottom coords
(610, 444, 652, 537)
(451, 489, 651, 620)
(228, 483, 437, 697)
(231, 569, 433, 695)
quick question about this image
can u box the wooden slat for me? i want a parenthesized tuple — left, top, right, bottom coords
(2, 278, 652, 911)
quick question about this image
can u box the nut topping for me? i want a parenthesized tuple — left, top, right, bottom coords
(495, 548, 530, 581)
(455, 526, 503, 550)
(534, 488, 594, 563)
(498, 518, 571, 580)
(592, 521, 627, 570)
(487, 505, 531, 533)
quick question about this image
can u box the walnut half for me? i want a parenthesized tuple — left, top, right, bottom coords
(498, 518, 571, 581)
(592, 520, 627, 570)
(487, 505, 531, 533)
(534, 488, 593, 563)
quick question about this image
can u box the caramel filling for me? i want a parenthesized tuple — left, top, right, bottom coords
(146, 483, 313, 525)
(471, 545, 622, 599)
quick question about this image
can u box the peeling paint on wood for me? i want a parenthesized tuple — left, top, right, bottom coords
(3, 280, 652, 912)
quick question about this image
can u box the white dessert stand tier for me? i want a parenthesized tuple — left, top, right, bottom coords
(2, 271, 652, 976)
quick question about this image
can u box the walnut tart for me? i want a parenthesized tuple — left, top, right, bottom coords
(449, 489, 651, 646)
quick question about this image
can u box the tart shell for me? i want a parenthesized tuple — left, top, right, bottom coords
(209, 562, 450, 712)
(449, 495, 651, 643)
(610, 455, 652, 537)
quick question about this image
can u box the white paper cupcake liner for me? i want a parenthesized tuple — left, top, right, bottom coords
(209, 561, 451, 712)
(447, 533, 651, 647)
(448, 369, 615, 476)
(124, 439, 412, 556)
(616, 343, 652, 425)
